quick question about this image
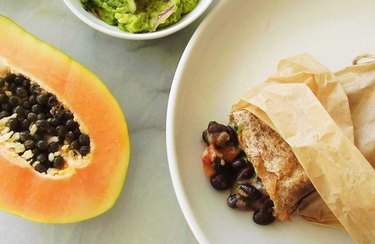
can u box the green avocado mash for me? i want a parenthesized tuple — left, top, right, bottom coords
(81, 0, 198, 33)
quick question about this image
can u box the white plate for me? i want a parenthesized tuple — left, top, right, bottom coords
(167, 0, 375, 243)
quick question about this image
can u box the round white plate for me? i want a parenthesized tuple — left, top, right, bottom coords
(167, 0, 375, 243)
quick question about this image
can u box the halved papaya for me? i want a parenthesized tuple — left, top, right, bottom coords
(0, 16, 130, 223)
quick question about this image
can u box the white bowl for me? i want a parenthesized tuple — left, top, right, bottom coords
(63, 0, 213, 40)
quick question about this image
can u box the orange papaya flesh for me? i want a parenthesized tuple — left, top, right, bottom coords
(0, 16, 130, 223)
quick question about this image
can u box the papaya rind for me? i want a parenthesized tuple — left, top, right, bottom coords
(0, 16, 130, 223)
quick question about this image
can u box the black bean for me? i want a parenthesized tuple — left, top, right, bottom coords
(227, 126, 239, 146)
(210, 173, 233, 190)
(36, 94, 48, 105)
(207, 121, 228, 134)
(27, 112, 37, 122)
(53, 156, 64, 169)
(7, 118, 19, 131)
(227, 194, 239, 208)
(0, 111, 9, 119)
(34, 163, 47, 173)
(36, 140, 48, 151)
(238, 184, 262, 200)
(204, 122, 232, 147)
(237, 166, 255, 181)
(8, 96, 19, 108)
(16, 87, 28, 97)
(48, 142, 59, 153)
(262, 198, 274, 210)
(230, 156, 249, 173)
(20, 131, 32, 142)
(253, 208, 275, 225)
(79, 145, 90, 156)
(24, 140, 35, 150)
(78, 134, 90, 146)
(212, 157, 230, 174)
(0, 93, 8, 103)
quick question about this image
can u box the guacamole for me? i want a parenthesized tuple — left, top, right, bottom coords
(80, 0, 198, 33)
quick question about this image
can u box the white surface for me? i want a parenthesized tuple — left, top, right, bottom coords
(0, 0, 217, 243)
(63, 0, 213, 40)
(167, 0, 375, 243)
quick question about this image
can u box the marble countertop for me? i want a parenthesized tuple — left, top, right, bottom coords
(0, 1, 215, 243)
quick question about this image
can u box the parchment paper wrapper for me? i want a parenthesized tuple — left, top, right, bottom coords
(232, 54, 375, 243)
(336, 55, 375, 168)
(237, 54, 354, 141)
(296, 55, 375, 229)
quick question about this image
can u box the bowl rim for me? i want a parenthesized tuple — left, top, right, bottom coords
(63, 0, 213, 40)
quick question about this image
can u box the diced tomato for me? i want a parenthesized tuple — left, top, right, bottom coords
(201, 145, 217, 177)
(219, 146, 241, 162)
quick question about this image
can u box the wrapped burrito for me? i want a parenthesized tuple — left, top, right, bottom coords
(201, 54, 375, 244)
(231, 54, 375, 243)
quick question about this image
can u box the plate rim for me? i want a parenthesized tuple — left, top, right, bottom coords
(166, 1, 227, 243)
